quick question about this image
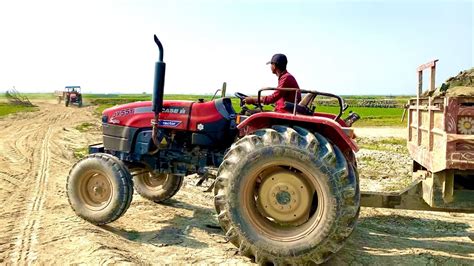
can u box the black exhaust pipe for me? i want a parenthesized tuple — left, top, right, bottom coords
(152, 34, 166, 146)
(152, 34, 165, 114)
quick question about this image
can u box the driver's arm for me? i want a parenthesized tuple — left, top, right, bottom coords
(261, 90, 283, 105)
(245, 74, 290, 105)
(244, 89, 284, 105)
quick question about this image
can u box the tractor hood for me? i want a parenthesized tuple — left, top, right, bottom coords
(102, 100, 193, 129)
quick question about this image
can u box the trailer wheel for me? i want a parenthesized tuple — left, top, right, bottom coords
(133, 170, 183, 203)
(214, 126, 360, 265)
(67, 153, 133, 225)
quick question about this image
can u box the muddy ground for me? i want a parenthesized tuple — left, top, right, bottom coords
(0, 101, 472, 265)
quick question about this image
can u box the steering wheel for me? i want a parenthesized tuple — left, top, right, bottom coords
(234, 92, 249, 107)
(234, 92, 247, 100)
(234, 92, 262, 108)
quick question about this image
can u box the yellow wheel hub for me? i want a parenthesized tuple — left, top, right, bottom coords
(82, 172, 112, 207)
(257, 168, 312, 224)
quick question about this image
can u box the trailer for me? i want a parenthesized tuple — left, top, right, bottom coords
(361, 60, 474, 212)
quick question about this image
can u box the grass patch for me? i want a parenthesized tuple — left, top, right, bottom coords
(354, 117, 405, 127)
(73, 147, 88, 159)
(75, 122, 96, 132)
(0, 93, 55, 100)
(359, 137, 407, 152)
(95, 104, 115, 116)
(316, 106, 405, 127)
(85, 93, 408, 127)
(378, 138, 406, 146)
(0, 103, 38, 117)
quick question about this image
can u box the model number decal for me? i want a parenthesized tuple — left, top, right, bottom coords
(162, 107, 188, 114)
(159, 120, 182, 127)
(112, 108, 134, 117)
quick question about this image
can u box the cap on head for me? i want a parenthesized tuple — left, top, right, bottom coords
(266, 53, 287, 69)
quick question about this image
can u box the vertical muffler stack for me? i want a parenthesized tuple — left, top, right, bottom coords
(152, 34, 165, 146)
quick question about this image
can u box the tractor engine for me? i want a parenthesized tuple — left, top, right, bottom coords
(97, 98, 237, 176)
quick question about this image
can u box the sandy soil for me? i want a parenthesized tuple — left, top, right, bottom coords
(0, 102, 472, 264)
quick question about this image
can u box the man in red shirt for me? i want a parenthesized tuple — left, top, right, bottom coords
(244, 53, 301, 112)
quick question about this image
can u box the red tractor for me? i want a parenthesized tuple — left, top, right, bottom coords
(67, 35, 361, 264)
(56, 86, 83, 107)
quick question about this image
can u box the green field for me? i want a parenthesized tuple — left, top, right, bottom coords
(316, 106, 405, 126)
(89, 94, 406, 127)
(0, 93, 54, 100)
(0, 103, 38, 117)
(0, 92, 408, 127)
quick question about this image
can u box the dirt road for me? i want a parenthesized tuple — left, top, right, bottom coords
(0, 102, 472, 264)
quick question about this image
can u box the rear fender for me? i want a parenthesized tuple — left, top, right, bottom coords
(237, 112, 358, 153)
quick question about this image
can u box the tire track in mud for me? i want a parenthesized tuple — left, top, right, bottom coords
(0, 103, 99, 263)
(10, 127, 52, 264)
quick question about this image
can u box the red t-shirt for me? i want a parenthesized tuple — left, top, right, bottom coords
(263, 71, 301, 112)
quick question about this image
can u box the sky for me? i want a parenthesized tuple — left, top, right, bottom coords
(0, 0, 472, 95)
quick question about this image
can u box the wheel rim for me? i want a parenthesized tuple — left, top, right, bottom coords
(139, 172, 167, 190)
(243, 159, 325, 241)
(257, 167, 312, 224)
(79, 170, 113, 210)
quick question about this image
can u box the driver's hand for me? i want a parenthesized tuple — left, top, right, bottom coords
(244, 96, 257, 105)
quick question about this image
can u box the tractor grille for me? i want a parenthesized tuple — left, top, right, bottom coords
(103, 124, 138, 152)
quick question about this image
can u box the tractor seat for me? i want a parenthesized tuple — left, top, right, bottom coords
(283, 93, 317, 115)
(283, 102, 313, 115)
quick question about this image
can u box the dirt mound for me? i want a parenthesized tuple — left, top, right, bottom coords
(445, 68, 474, 87)
(422, 68, 474, 97)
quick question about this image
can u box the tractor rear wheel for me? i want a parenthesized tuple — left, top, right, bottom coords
(132, 170, 183, 203)
(67, 153, 133, 225)
(214, 125, 360, 265)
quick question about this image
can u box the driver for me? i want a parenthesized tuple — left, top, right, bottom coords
(244, 53, 301, 112)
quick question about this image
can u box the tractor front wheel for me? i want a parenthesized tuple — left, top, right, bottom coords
(67, 153, 133, 225)
(132, 170, 183, 203)
(214, 126, 360, 265)
(78, 96, 83, 107)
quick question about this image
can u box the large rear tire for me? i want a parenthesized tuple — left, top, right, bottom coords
(132, 169, 183, 203)
(214, 125, 360, 265)
(67, 153, 133, 225)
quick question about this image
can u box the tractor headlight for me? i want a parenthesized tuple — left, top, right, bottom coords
(102, 115, 108, 124)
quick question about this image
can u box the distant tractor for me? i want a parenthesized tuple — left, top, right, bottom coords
(55, 86, 83, 107)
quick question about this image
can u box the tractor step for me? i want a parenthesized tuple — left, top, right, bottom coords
(89, 143, 104, 154)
